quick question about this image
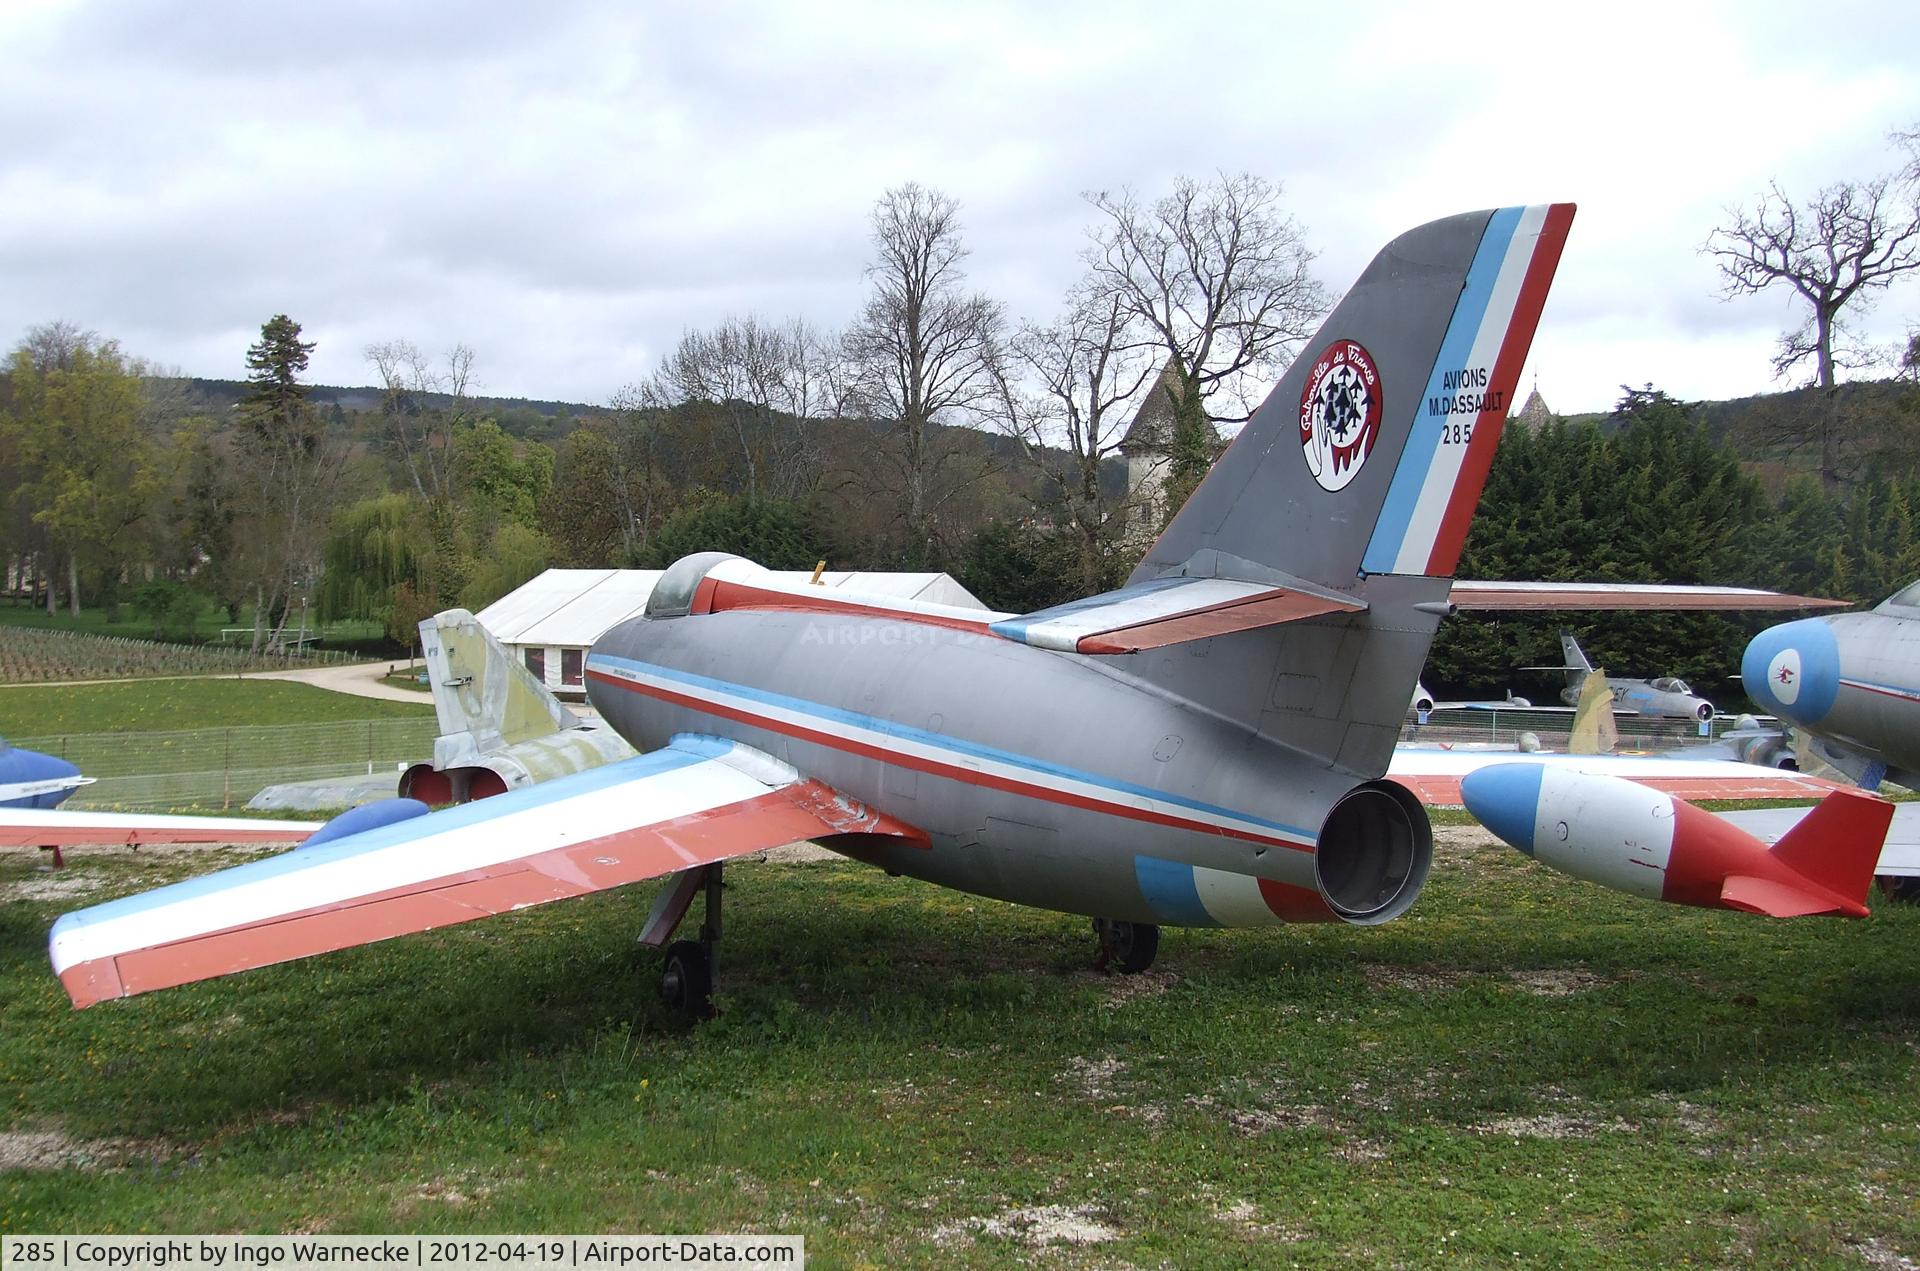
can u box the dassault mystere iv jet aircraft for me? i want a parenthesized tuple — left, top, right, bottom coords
(1744, 580, 1920, 792)
(53, 203, 1596, 1016)
(1538, 632, 1717, 721)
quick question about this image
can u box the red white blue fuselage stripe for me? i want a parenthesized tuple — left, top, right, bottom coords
(587, 652, 1317, 852)
(1839, 676, 1920, 704)
(1363, 203, 1573, 577)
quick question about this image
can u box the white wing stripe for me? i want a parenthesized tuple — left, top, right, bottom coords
(49, 756, 769, 976)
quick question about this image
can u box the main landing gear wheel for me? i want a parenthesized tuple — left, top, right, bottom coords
(1093, 919, 1160, 974)
(660, 940, 713, 1018)
(658, 863, 724, 1019)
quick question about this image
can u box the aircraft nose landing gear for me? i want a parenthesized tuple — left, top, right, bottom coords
(1093, 918, 1159, 974)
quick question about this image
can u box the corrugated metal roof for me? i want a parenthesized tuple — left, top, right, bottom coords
(474, 569, 615, 643)
(482, 568, 988, 648)
(510, 570, 665, 646)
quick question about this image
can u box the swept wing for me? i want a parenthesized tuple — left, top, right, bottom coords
(51, 735, 920, 1008)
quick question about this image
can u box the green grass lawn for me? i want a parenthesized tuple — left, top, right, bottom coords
(2, 832, 1916, 1265)
(0, 679, 431, 736)
(379, 669, 433, 694)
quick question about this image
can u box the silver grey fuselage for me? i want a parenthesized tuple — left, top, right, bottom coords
(586, 602, 1436, 928)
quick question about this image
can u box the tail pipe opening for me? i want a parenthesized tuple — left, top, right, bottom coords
(398, 764, 510, 806)
(1314, 780, 1432, 925)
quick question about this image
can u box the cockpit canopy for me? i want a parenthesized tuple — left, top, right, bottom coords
(1649, 677, 1691, 695)
(1880, 579, 1920, 612)
(644, 552, 751, 619)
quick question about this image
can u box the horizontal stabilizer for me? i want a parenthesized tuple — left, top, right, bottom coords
(1718, 874, 1844, 918)
(1449, 581, 1846, 611)
(991, 576, 1366, 655)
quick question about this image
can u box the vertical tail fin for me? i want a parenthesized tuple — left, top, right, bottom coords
(1768, 789, 1893, 911)
(419, 609, 578, 757)
(1113, 205, 1573, 780)
(1134, 204, 1574, 591)
(1561, 632, 1594, 680)
(1566, 670, 1618, 755)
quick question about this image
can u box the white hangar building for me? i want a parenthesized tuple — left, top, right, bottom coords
(476, 567, 991, 696)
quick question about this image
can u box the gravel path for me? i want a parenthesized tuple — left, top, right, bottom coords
(245, 661, 433, 703)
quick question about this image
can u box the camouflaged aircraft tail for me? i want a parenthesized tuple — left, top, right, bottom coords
(419, 608, 580, 759)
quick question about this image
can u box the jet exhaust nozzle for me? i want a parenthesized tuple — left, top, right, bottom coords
(1314, 780, 1432, 925)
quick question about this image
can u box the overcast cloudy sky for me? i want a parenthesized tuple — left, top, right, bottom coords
(4, 0, 1918, 415)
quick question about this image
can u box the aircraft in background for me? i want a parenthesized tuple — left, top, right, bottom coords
(1533, 632, 1718, 721)
(0, 743, 314, 866)
(1742, 580, 1920, 793)
(400, 609, 636, 803)
(0, 604, 639, 863)
(1411, 685, 1534, 713)
(1410, 588, 1846, 720)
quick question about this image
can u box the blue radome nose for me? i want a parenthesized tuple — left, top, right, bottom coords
(1740, 618, 1840, 724)
(1460, 763, 1546, 856)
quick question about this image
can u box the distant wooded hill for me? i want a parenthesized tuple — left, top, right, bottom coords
(1557, 378, 1920, 488)
(173, 374, 1920, 483)
(171, 377, 594, 442)
(162, 375, 1122, 497)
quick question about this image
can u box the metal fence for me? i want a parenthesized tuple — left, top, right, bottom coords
(1401, 706, 1743, 750)
(16, 708, 1752, 813)
(17, 719, 440, 810)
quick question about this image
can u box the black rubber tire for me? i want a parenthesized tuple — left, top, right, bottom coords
(660, 940, 714, 1017)
(1099, 920, 1160, 974)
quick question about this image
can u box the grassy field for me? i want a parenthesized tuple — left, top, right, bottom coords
(0, 679, 431, 736)
(1, 831, 1916, 1265)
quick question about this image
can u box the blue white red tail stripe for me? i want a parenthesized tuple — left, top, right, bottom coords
(1363, 203, 1574, 577)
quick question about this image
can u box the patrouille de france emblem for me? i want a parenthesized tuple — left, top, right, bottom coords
(1299, 339, 1382, 492)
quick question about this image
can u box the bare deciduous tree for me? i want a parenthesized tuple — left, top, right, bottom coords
(650, 316, 830, 502)
(1084, 172, 1330, 426)
(1007, 285, 1159, 592)
(1706, 136, 1920, 488)
(17, 319, 94, 374)
(365, 339, 477, 504)
(599, 384, 671, 561)
(843, 183, 1009, 562)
